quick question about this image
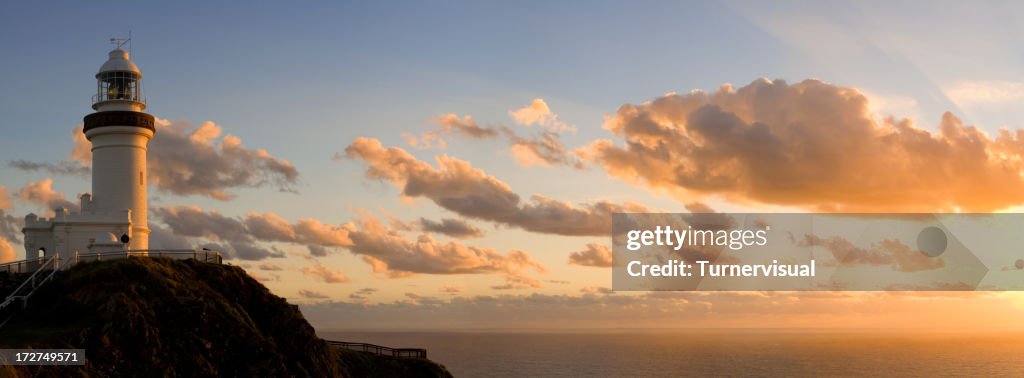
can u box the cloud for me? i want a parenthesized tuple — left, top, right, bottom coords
(301, 262, 349, 283)
(230, 243, 284, 260)
(60, 120, 298, 201)
(155, 205, 544, 280)
(70, 126, 91, 165)
(344, 138, 646, 236)
(0, 185, 10, 211)
(0, 187, 19, 263)
(582, 78, 1024, 212)
(349, 287, 377, 301)
(0, 238, 16, 263)
(152, 206, 286, 260)
(418, 217, 484, 239)
(243, 212, 296, 242)
(580, 286, 614, 295)
(259, 263, 284, 271)
(154, 206, 250, 242)
(944, 80, 1024, 105)
(0, 210, 23, 243)
(7, 160, 89, 177)
(344, 214, 546, 278)
(509, 99, 574, 132)
(433, 114, 499, 139)
(401, 114, 499, 150)
(880, 239, 946, 273)
(798, 234, 891, 266)
(568, 243, 613, 268)
(9, 127, 93, 177)
(298, 289, 330, 299)
(308, 245, 331, 257)
(398, 110, 580, 168)
(439, 285, 463, 293)
(393, 108, 581, 169)
(292, 218, 353, 247)
(15, 179, 78, 214)
(798, 234, 945, 272)
(155, 206, 351, 251)
(507, 131, 582, 168)
(490, 275, 543, 290)
(242, 268, 278, 282)
(148, 224, 192, 250)
(199, 242, 283, 261)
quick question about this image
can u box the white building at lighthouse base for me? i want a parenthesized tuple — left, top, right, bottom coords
(21, 193, 135, 261)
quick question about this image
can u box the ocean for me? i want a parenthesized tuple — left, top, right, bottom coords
(319, 330, 1024, 377)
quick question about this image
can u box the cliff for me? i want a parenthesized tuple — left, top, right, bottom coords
(0, 257, 451, 377)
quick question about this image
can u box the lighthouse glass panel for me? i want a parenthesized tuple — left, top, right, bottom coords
(96, 71, 141, 103)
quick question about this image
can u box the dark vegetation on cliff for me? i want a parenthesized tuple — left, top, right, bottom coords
(0, 258, 451, 377)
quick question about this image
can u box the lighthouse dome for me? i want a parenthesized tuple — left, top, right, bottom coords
(97, 49, 141, 76)
(95, 232, 119, 244)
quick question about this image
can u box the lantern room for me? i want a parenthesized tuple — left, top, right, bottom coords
(92, 48, 146, 111)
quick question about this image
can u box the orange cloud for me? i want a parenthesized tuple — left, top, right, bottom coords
(581, 78, 1024, 212)
(52, 120, 298, 201)
(259, 263, 284, 271)
(348, 287, 377, 302)
(490, 275, 543, 290)
(345, 214, 546, 278)
(155, 205, 545, 280)
(397, 109, 580, 168)
(156, 206, 353, 254)
(0, 238, 16, 263)
(0, 211, 20, 243)
(401, 114, 498, 150)
(507, 131, 582, 168)
(798, 234, 945, 272)
(15, 179, 77, 214)
(344, 137, 645, 236)
(243, 212, 297, 242)
(0, 185, 10, 211)
(301, 262, 349, 284)
(944, 80, 1024, 105)
(417, 217, 484, 239)
(509, 98, 574, 132)
(439, 285, 464, 293)
(434, 114, 499, 138)
(152, 206, 285, 260)
(568, 243, 613, 268)
(298, 289, 330, 300)
(292, 218, 353, 247)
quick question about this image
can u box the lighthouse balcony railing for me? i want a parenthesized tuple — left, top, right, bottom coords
(91, 94, 147, 106)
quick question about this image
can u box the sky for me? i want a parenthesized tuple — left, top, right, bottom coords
(3, 1, 1024, 330)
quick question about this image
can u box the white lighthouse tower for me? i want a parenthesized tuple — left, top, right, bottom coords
(84, 40, 154, 251)
(22, 40, 155, 261)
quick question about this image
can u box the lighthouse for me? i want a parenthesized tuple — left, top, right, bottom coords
(22, 40, 155, 261)
(84, 41, 155, 251)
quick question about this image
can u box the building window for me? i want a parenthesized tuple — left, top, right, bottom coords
(140, 171, 144, 186)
